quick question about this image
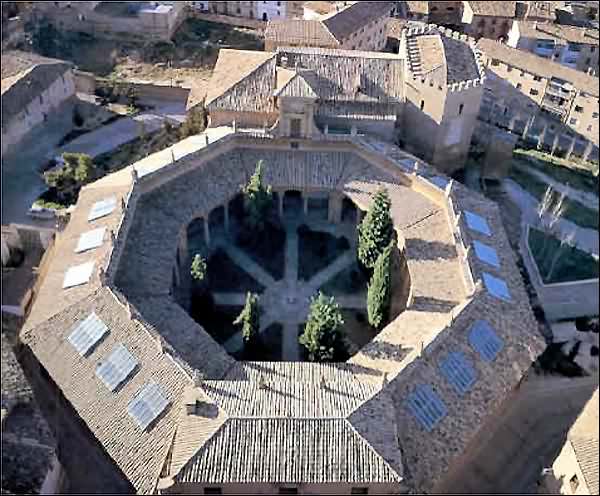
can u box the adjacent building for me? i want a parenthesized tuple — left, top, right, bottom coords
(1, 51, 75, 159)
(33, 1, 187, 42)
(199, 24, 486, 174)
(541, 389, 599, 495)
(477, 38, 599, 161)
(192, 1, 305, 21)
(508, 21, 599, 75)
(264, 1, 393, 51)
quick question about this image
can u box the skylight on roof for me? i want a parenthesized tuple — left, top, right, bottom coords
(405, 384, 448, 432)
(75, 227, 106, 253)
(473, 240, 500, 268)
(62, 261, 95, 289)
(127, 382, 169, 431)
(464, 211, 492, 236)
(88, 197, 117, 222)
(469, 320, 504, 362)
(96, 344, 138, 392)
(439, 351, 477, 396)
(482, 272, 511, 301)
(67, 312, 109, 357)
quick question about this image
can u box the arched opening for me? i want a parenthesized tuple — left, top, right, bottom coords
(209, 205, 225, 238)
(283, 190, 303, 218)
(341, 197, 358, 224)
(262, 12, 268, 21)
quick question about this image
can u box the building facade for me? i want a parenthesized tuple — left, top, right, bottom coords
(508, 21, 599, 75)
(477, 38, 599, 161)
(208, 23, 485, 174)
(194, 1, 304, 20)
(540, 389, 598, 495)
(264, 1, 393, 51)
(1, 51, 75, 159)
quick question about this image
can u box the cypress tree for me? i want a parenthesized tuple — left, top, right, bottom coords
(234, 292, 260, 345)
(299, 292, 345, 362)
(367, 240, 394, 330)
(358, 188, 393, 269)
(242, 160, 273, 231)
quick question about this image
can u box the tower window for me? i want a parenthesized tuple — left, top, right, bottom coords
(420, 100, 425, 111)
(459, 103, 464, 115)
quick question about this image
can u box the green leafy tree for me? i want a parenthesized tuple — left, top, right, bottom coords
(233, 292, 260, 344)
(190, 254, 207, 282)
(242, 160, 273, 231)
(367, 240, 394, 330)
(180, 106, 207, 138)
(45, 153, 94, 203)
(299, 292, 344, 362)
(358, 188, 394, 269)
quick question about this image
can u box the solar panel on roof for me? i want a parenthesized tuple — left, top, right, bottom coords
(464, 211, 492, 236)
(473, 240, 500, 268)
(405, 384, 448, 432)
(68, 312, 109, 356)
(430, 176, 450, 189)
(88, 197, 117, 222)
(127, 382, 169, 431)
(96, 344, 138, 392)
(439, 351, 477, 396)
(469, 320, 504, 362)
(75, 227, 106, 253)
(62, 261, 95, 289)
(482, 272, 511, 301)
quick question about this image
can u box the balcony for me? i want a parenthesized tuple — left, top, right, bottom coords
(540, 99, 568, 121)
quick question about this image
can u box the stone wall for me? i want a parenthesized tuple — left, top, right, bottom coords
(1, 69, 75, 158)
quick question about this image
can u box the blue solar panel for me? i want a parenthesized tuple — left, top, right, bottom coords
(68, 312, 109, 356)
(482, 272, 511, 301)
(469, 320, 504, 362)
(429, 176, 450, 190)
(439, 352, 477, 396)
(96, 344, 138, 392)
(75, 227, 106, 253)
(405, 384, 448, 432)
(464, 211, 492, 236)
(127, 382, 169, 431)
(63, 261, 95, 289)
(473, 240, 500, 268)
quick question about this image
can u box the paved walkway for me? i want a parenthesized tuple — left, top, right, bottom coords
(506, 179, 599, 255)
(513, 161, 599, 210)
(1, 110, 73, 226)
(219, 216, 363, 360)
(57, 111, 165, 158)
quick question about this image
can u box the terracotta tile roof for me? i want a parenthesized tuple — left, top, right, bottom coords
(477, 38, 600, 97)
(1, 50, 72, 122)
(21, 287, 192, 495)
(405, 1, 429, 15)
(274, 70, 319, 98)
(468, 1, 516, 17)
(517, 21, 600, 46)
(202, 49, 276, 108)
(264, 19, 340, 48)
(568, 389, 599, 494)
(322, 1, 394, 41)
(20, 133, 545, 493)
(304, 0, 337, 15)
(177, 417, 402, 484)
(387, 17, 409, 39)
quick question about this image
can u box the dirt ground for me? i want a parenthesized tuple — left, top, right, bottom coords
(30, 17, 263, 92)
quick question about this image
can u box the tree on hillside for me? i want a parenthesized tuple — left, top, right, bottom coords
(180, 106, 207, 138)
(233, 292, 260, 346)
(242, 160, 273, 232)
(299, 292, 345, 362)
(367, 240, 394, 330)
(358, 188, 394, 270)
